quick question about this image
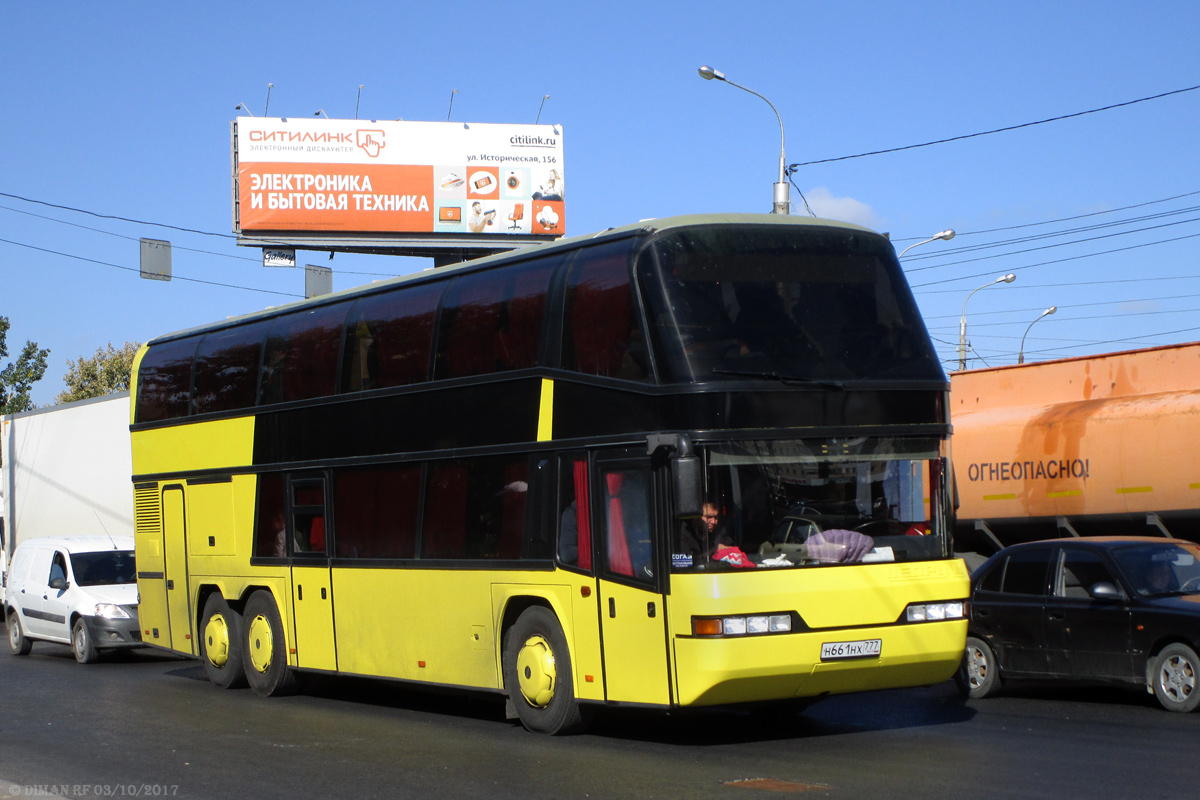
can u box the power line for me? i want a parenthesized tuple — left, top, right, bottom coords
(923, 292, 1200, 321)
(901, 205, 1200, 264)
(0, 200, 405, 278)
(892, 188, 1200, 242)
(915, 273, 1200, 295)
(0, 236, 302, 298)
(904, 215, 1200, 273)
(791, 83, 1200, 168)
(909, 231, 1200, 288)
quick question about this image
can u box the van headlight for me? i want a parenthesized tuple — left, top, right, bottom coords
(95, 603, 130, 619)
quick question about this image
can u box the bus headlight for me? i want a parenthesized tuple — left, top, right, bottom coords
(905, 601, 966, 623)
(693, 614, 792, 637)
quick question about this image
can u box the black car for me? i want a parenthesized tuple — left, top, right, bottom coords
(956, 536, 1200, 712)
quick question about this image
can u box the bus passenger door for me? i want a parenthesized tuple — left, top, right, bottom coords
(594, 460, 671, 706)
(162, 485, 194, 654)
(289, 476, 337, 672)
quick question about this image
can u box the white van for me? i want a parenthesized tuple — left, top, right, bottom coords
(5, 535, 141, 663)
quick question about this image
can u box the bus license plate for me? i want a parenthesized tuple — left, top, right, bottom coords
(820, 639, 882, 661)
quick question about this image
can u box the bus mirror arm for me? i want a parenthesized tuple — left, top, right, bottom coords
(646, 434, 704, 518)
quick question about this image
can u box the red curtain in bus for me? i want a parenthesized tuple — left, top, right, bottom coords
(606, 472, 633, 576)
(573, 460, 591, 570)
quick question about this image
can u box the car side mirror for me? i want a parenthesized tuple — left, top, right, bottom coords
(49, 576, 68, 591)
(1088, 581, 1121, 601)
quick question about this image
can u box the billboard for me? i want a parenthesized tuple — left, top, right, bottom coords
(232, 117, 564, 248)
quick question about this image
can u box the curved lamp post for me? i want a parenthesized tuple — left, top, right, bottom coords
(698, 66, 789, 214)
(898, 229, 956, 259)
(958, 273, 1016, 371)
(1018, 306, 1057, 364)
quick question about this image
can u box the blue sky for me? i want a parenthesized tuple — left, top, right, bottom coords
(2, 1, 1197, 406)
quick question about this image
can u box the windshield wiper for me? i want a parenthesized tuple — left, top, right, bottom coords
(712, 369, 845, 390)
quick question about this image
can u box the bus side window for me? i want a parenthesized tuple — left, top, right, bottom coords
(260, 303, 351, 405)
(422, 456, 530, 560)
(561, 241, 652, 383)
(193, 321, 269, 415)
(558, 456, 591, 570)
(136, 335, 200, 422)
(254, 473, 287, 559)
(333, 465, 421, 559)
(434, 257, 556, 380)
(291, 482, 327, 555)
(341, 283, 442, 393)
(601, 467, 654, 583)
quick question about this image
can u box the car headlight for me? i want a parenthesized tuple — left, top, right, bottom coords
(905, 601, 966, 623)
(95, 603, 130, 619)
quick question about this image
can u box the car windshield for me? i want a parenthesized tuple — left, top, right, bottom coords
(670, 436, 948, 572)
(69, 550, 137, 586)
(636, 224, 944, 383)
(1111, 542, 1200, 597)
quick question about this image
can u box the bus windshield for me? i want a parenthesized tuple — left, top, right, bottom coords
(671, 437, 947, 572)
(637, 224, 944, 383)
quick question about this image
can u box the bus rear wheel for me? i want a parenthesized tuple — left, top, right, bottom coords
(200, 595, 247, 689)
(242, 591, 298, 697)
(503, 606, 588, 735)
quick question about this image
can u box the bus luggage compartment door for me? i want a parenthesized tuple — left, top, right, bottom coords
(162, 486, 193, 655)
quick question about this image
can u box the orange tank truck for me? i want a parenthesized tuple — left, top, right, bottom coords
(950, 341, 1200, 557)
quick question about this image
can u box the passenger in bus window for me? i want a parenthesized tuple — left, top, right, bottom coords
(677, 502, 732, 559)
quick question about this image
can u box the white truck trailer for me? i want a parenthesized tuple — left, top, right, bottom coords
(1, 393, 134, 603)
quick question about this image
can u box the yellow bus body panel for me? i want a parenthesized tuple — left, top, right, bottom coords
(132, 417, 255, 475)
(669, 561, 969, 706)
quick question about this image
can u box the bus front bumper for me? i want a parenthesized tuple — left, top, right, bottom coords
(673, 619, 966, 707)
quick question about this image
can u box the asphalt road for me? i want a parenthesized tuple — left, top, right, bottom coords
(0, 628, 1195, 800)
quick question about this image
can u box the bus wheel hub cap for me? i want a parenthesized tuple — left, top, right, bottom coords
(205, 614, 230, 667)
(516, 635, 556, 707)
(248, 614, 274, 673)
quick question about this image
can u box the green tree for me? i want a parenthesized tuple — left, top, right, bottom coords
(0, 316, 50, 414)
(57, 341, 142, 404)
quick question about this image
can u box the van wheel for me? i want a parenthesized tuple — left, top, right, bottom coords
(955, 636, 1000, 699)
(502, 606, 589, 735)
(1152, 643, 1200, 712)
(72, 618, 99, 664)
(200, 595, 247, 689)
(8, 612, 32, 656)
(242, 591, 298, 697)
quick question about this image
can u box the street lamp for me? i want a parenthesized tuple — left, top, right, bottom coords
(698, 65, 789, 214)
(898, 229, 956, 259)
(1018, 306, 1057, 364)
(958, 273, 1016, 371)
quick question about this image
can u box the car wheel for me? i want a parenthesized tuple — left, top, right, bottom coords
(956, 636, 1001, 699)
(503, 606, 589, 735)
(241, 590, 298, 697)
(1151, 643, 1200, 713)
(200, 595, 247, 689)
(72, 617, 99, 664)
(8, 611, 33, 656)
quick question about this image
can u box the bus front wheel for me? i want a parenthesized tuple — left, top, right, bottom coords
(242, 591, 298, 697)
(200, 595, 247, 689)
(503, 606, 588, 735)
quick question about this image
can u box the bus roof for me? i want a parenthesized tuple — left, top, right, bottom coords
(146, 213, 883, 347)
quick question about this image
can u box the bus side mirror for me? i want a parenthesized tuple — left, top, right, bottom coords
(672, 456, 703, 518)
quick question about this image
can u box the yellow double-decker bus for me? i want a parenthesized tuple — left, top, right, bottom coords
(131, 213, 968, 734)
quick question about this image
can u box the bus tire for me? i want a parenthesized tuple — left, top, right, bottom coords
(1151, 643, 1200, 713)
(956, 636, 1000, 699)
(200, 595, 247, 689)
(503, 606, 588, 735)
(8, 611, 32, 656)
(72, 617, 99, 664)
(242, 591, 298, 697)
